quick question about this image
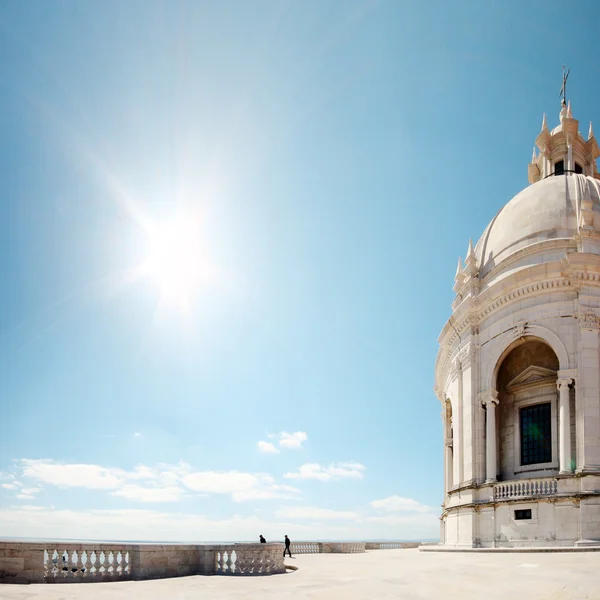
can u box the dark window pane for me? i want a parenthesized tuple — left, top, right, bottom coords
(520, 403, 552, 465)
(575, 163, 583, 174)
(515, 509, 532, 520)
(554, 160, 565, 175)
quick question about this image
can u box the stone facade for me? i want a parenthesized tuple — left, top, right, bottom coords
(435, 99, 600, 548)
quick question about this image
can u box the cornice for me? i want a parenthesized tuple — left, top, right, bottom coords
(479, 238, 577, 288)
(440, 275, 572, 348)
(479, 277, 572, 320)
(436, 275, 573, 390)
(562, 253, 600, 288)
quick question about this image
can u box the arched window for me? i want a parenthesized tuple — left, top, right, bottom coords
(496, 339, 560, 479)
(554, 160, 565, 176)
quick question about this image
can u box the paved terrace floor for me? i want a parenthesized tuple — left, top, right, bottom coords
(1, 549, 599, 600)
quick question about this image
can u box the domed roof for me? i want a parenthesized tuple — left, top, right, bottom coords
(475, 174, 600, 279)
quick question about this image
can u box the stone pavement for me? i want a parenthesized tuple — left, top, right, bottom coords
(0, 549, 599, 600)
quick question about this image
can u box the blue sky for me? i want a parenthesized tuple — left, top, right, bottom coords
(0, 1, 598, 542)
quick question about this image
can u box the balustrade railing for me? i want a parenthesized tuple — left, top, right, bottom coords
(213, 544, 284, 575)
(290, 542, 320, 554)
(44, 545, 131, 581)
(365, 542, 419, 550)
(288, 541, 366, 554)
(0, 539, 414, 584)
(335, 542, 364, 553)
(494, 478, 558, 500)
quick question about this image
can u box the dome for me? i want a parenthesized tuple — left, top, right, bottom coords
(475, 174, 600, 279)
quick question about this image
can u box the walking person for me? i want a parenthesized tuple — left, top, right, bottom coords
(283, 534, 292, 558)
(259, 534, 266, 543)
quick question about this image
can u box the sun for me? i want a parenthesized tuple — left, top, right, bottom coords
(142, 218, 206, 310)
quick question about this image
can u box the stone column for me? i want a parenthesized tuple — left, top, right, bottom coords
(482, 389, 499, 483)
(557, 375, 573, 474)
(441, 406, 453, 495)
(445, 435, 453, 494)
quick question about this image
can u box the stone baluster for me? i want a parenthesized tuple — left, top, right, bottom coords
(61, 550, 69, 577)
(81, 550, 89, 577)
(91, 550, 99, 577)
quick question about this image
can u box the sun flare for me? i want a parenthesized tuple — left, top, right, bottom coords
(142, 218, 206, 310)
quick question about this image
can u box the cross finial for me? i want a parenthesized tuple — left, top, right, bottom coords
(560, 65, 570, 107)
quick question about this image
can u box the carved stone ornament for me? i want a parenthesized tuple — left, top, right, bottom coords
(556, 377, 573, 390)
(515, 320, 527, 339)
(580, 199, 596, 231)
(578, 311, 600, 330)
(506, 365, 557, 394)
(455, 344, 477, 369)
(478, 388, 498, 407)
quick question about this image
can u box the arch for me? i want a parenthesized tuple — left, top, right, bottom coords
(484, 324, 569, 390)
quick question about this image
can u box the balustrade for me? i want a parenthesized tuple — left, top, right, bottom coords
(289, 542, 320, 554)
(365, 542, 418, 550)
(43, 545, 131, 582)
(335, 542, 364, 553)
(0, 539, 412, 584)
(213, 544, 284, 575)
(494, 478, 558, 500)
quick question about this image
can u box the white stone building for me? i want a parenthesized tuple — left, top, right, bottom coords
(435, 99, 600, 548)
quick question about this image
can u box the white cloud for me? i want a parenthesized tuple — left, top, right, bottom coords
(257, 431, 307, 452)
(22, 459, 124, 490)
(182, 471, 299, 503)
(15, 459, 297, 505)
(133, 432, 144, 440)
(370, 495, 435, 514)
(14, 459, 184, 503)
(182, 471, 258, 495)
(276, 506, 359, 521)
(0, 505, 440, 543)
(112, 485, 185, 503)
(279, 431, 307, 449)
(364, 512, 440, 535)
(257, 441, 280, 454)
(284, 462, 366, 482)
(130, 465, 157, 480)
(1, 478, 41, 498)
(232, 483, 299, 503)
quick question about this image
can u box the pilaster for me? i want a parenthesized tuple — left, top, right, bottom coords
(459, 342, 478, 484)
(576, 311, 600, 473)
